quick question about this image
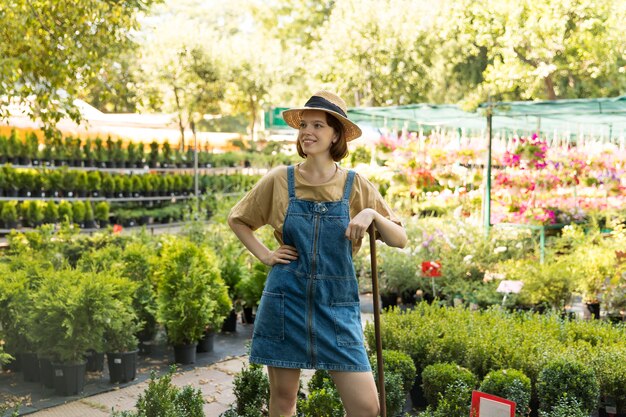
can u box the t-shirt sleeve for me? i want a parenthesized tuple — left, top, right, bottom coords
(228, 167, 282, 230)
(350, 173, 402, 238)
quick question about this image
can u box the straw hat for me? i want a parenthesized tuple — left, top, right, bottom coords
(282, 90, 362, 141)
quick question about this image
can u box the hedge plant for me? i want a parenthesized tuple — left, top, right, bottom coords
(421, 362, 477, 408)
(479, 369, 531, 417)
(536, 359, 599, 415)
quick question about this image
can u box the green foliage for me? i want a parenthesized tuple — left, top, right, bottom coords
(421, 380, 473, 417)
(95, 201, 110, 223)
(538, 396, 587, 417)
(72, 200, 86, 224)
(113, 368, 205, 417)
(369, 349, 417, 393)
(0, 267, 36, 352)
(43, 200, 59, 224)
(236, 262, 267, 307)
(1, 201, 18, 225)
(537, 359, 599, 414)
(232, 363, 270, 416)
(57, 200, 73, 223)
(156, 237, 231, 344)
(422, 362, 477, 407)
(479, 369, 531, 417)
(297, 385, 344, 417)
(28, 269, 127, 362)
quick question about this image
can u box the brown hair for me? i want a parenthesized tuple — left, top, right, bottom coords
(296, 112, 349, 162)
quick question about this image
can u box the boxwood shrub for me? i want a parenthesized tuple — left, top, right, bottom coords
(536, 359, 599, 415)
(479, 369, 531, 417)
(421, 362, 477, 407)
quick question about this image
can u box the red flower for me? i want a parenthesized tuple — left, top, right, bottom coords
(113, 224, 123, 234)
(421, 261, 442, 277)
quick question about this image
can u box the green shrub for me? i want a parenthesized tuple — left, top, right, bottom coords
(95, 201, 110, 223)
(113, 368, 204, 417)
(43, 200, 59, 224)
(422, 362, 477, 407)
(424, 380, 473, 417)
(369, 349, 417, 393)
(72, 200, 86, 224)
(479, 369, 531, 417)
(232, 363, 269, 416)
(537, 359, 599, 415)
(1, 201, 18, 226)
(538, 396, 587, 417)
(298, 370, 344, 417)
(57, 200, 73, 223)
(156, 238, 231, 345)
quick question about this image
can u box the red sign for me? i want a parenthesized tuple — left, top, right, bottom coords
(470, 391, 516, 417)
(421, 261, 442, 277)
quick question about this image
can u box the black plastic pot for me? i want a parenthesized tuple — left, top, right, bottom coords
(85, 350, 105, 372)
(173, 343, 197, 365)
(242, 307, 255, 324)
(587, 302, 601, 319)
(196, 331, 215, 353)
(221, 309, 237, 333)
(21, 352, 40, 382)
(52, 361, 87, 396)
(2, 352, 21, 372)
(107, 350, 138, 384)
(39, 357, 55, 389)
(409, 375, 428, 408)
(381, 293, 399, 310)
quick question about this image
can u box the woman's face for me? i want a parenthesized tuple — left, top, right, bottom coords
(298, 110, 338, 157)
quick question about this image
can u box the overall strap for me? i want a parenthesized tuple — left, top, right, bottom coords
(342, 170, 356, 201)
(287, 165, 296, 199)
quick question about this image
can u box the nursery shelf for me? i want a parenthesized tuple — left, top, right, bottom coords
(3, 164, 266, 175)
(0, 195, 196, 202)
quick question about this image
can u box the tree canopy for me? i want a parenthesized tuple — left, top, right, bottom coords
(0, 0, 160, 137)
(2, 0, 625, 137)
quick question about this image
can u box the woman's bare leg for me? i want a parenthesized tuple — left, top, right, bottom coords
(267, 366, 301, 417)
(330, 371, 380, 417)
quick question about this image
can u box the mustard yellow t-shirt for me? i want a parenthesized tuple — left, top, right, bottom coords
(228, 165, 401, 253)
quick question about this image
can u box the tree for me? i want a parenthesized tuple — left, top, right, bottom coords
(0, 0, 161, 137)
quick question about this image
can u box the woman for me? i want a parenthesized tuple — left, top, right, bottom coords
(228, 90, 407, 417)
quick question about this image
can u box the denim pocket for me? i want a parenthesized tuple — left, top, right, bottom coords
(331, 301, 363, 346)
(254, 291, 284, 340)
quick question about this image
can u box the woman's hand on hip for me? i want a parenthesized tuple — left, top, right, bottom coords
(345, 208, 375, 241)
(262, 245, 299, 266)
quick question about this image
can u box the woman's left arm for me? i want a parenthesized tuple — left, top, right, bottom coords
(346, 208, 407, 248)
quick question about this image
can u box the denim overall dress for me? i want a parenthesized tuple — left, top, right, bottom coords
(249, 166, 371, 372)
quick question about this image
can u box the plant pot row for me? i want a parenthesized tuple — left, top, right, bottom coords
(3, 351, 139, 396)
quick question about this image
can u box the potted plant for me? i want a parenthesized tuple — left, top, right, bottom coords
(72, 200, 86, 227)
(26, 132, 40, 166)
(106, 136, 116, 168)
(60, 168, 77, 197)
(87, 171, 101, 197)
(131, 175, 143, 198)
(6, 130, 20, 165)
(102, 173, 115, 198)
(0, 266, 40, 382)
(1, 201, 19, 229)
(83, 138, 94, 167)
(75, 171, 88, 197)
(148, 141, 160, 168)
(84, 201, 96, 229)
(28, 269, 111, 396)
(161, 142, 173, 168)
(235, 262, 267, 325)
(43, 200, 59, 225)
(114, 175, 125, 198)
(156, 237, 231, 364)
(95, 201, 110, 228)
(57, 200, 73, 224)
(26, 200, 44, 228)
(104, 278, 141, 384)
(94, 137, 107, 168)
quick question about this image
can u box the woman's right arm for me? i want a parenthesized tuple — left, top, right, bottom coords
(228, 217, 298, 266)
